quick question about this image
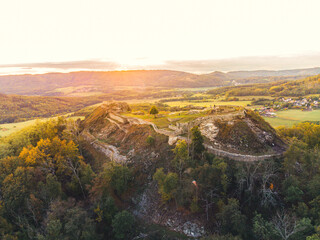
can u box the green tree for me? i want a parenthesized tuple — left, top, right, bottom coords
(172, 140, 189, 180)
(103, 163, 132, 196)
(217, 198, 247, 238)
(46, 219, 63, 240)
(112, 211, 135, 240)
(253, 213, 278, 240)
(284, 186, 303, 204)
(153, 168, 178, 202)
(43, 201, 100, 240)
(191, 126, 205, 160)
(149, 106, 159, 118)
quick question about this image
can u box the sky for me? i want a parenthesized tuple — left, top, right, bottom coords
(1, 0, 320, 74)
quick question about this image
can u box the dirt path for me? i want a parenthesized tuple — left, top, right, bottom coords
(124, 115, 282, 162)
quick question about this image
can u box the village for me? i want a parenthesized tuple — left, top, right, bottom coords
(258, 96, 320, 117)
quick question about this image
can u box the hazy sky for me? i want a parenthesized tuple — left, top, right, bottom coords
(1, 0, 320, 73)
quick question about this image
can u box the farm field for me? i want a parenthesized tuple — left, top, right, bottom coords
(263, 109, 320, 127)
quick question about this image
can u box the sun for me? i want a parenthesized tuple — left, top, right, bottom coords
(105, 57, 164, 70)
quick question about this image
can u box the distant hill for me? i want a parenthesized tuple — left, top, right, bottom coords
(1, 68, 320, 96)
(0, 94, 101, 123)
(226, 67, 320, 78)
(208, 74, 320, 97)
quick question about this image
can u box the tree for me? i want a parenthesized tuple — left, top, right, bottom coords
(42, 200, 100, 240)
(18, 137, 88, 198)
(45, 219, 63, 240)
(172, 140, 189, 180)
(191, 126, 205, 160)
(284, 186, 303, 204)
(153, 168, 178, 202)
(216, 198, 247, 237)
(272, 211, 309, 240)
(307, 226, 320, 240)
(253, 213, 278, 240)
(149, 106, 159, 118)
(102, 162, 132, 196)
(112, 211, 135, 240)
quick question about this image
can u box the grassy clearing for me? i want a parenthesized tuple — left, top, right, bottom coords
(263, 109, 320, 128)
(263, 117, 298, 128)
(123, 111, 209, 129)
(0, 116, 84, 138)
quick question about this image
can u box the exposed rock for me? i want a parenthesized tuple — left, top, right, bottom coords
(132, 111, 145, 115)
(168, 136, 178, 145)
(199, 122, 219, 142)
(167, 117, 181, 122)
(101, 102, 131, 113)
(108, 112, 128, 124)
(150, 151, 159, 158)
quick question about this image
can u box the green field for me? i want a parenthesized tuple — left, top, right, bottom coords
(0, 116, 84, 138)
(263, 109, 320, 128)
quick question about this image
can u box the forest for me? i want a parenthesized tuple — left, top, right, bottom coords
(208, 75, 320, 97)
(0, 89, 181, 124)
(0, 114, 319, 239)
(0, 94, 101, 124)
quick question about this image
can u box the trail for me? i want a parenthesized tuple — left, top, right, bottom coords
(124, 115, 282, 162)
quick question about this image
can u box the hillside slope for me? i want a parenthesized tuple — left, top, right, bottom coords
(0, 93, 100, 123)
(208, 74, 320, 97)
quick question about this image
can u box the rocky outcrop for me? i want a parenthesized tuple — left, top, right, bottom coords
(133, 183, 205, 238)
(80, 102, 286, 238)
(83, 103, 284, 162)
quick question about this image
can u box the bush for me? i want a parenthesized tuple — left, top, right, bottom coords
(146, 136, 155, 146)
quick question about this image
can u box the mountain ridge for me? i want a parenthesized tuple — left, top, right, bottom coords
(0, 67, 320, 96)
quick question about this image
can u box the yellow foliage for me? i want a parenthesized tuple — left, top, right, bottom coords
(94, 204, 103, 223)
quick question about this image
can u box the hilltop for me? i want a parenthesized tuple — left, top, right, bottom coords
(78, 102, 286, 236)
(81, 103, 285, 161)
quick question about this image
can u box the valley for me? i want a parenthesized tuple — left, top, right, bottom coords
(2, 1, 320, 238)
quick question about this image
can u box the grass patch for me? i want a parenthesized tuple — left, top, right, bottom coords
(263, 109, 320, 127)
(0, 116, 84, 138)
(123, 111, 209, 129)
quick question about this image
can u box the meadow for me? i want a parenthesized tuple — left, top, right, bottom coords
(0, 116, 84, 137)
(263, 109, 320, 127)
